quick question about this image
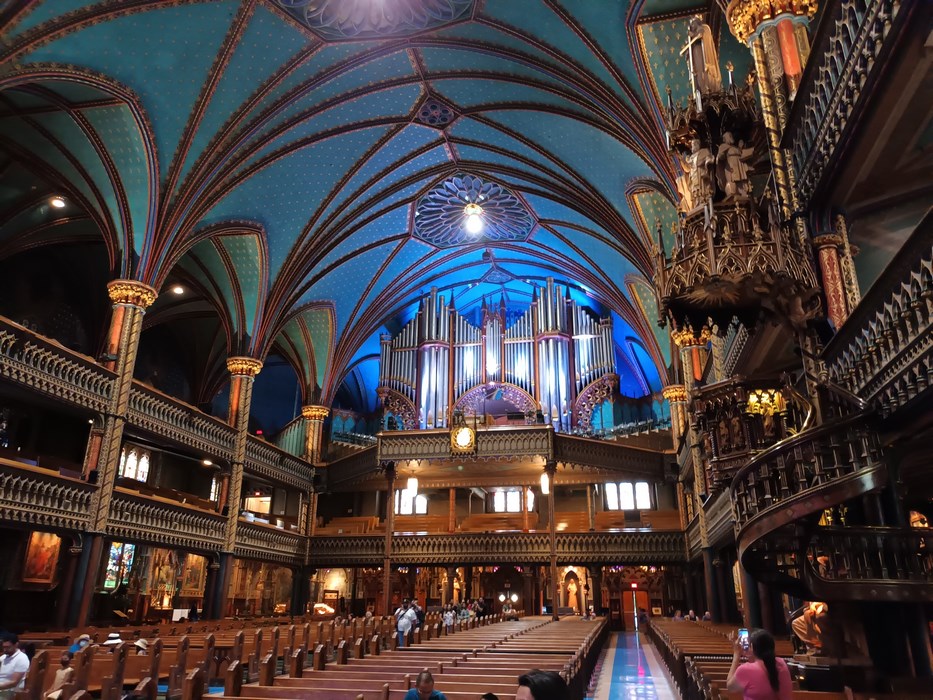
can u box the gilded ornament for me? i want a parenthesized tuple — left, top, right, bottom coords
(226, 356, 263, 377)
(671, 326, 712, 347)
(107, 280, 158, 309)
(726, 0, 817, 45)
(662, 385, 688, 403)
(301, 405, 330, 421)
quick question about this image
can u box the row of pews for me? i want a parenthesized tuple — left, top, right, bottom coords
(17, 612, 514, 700)
(648, 619, 930, 700)
(195, 615, 606, 700)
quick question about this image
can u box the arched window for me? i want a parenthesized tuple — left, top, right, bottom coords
(395, 490, 427, 515)
(117, 445, 152, 483)
(492, 488, 533, 513)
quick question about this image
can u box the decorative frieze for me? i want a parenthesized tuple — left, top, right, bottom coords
(377, 425, 552, 463)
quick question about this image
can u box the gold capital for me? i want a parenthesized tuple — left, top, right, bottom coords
(107, 279, 157, 309)
(227, 356, 263, 377)
(726, 0, 817, 44)
(671, 326, 712, 348)
(812, 234, 843, 250)
(301, 405, 330, 421)
(662, 384, 688, 403)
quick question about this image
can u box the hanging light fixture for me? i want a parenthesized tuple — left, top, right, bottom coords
(540, 471, 550, 495)
(463, 202, 484, 235)
(407, 475, 419, 494)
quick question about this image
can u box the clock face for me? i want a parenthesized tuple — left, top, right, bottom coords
(451, 426, 474, 451)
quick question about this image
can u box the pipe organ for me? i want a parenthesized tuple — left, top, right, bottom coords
(377, 279, 616, 431)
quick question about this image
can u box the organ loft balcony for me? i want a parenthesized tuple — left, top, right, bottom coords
(654, 79, 821, 338)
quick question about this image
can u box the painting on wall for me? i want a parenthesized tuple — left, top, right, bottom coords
(180, 554, 207, 597)
(22, 531, 61, 584)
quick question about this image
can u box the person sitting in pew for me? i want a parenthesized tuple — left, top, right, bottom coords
(133, 639, 148, 656)
(68, 635, 91, 654)
(516, 670, 569, 700)
(0, 634, 30, 700)
(726, 629, 792, 700)
(45, 652, 75, 700)
(404, 671, 447, 700)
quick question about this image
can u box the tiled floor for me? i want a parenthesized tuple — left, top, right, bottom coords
(593, 632, 679, 700)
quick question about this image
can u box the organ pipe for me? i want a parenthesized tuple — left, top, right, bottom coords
(377, 282, 616, 431)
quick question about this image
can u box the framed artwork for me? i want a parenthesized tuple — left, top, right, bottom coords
(180, 554, 206, 597)
(23, 531, 62, 584)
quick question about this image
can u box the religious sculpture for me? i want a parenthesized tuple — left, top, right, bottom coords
(565, 578, 579, 612)
(731, 414, 746, 449)
(674, 152, 696, 213)
(682, 17, 723, 99)
(717, 132, 755, 197)
(682, 139, 716, 208)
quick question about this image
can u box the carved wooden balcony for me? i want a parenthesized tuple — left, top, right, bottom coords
(784, 0, 907, 204)
(823, 229, 933, 417)
(308, 530, 687, 567)
(235, 520, 307, 565)
(0, 457, 95, 531)
(245, 437, 315, 490)
(377, 425, 552, 463)
(107, 488, 226, 553)
(0, 317, 113, 412)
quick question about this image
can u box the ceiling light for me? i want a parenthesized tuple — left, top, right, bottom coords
(171, 285, 184, 295)
(464, 202, 484, 235)
(540, 471, 550, 496)
(511, 593, 518, 602)
(407, 476, 419, 494)
(50, 196, 66, 209)
(202, 459, 213, 467)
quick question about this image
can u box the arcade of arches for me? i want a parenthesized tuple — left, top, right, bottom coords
(0, 0, 931, 696)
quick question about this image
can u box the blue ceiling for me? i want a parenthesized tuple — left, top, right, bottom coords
(0, 0, 721, 408)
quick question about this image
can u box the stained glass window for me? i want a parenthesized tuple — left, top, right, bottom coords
(103, 542, 135, 589)
(118, 445, 151, 483)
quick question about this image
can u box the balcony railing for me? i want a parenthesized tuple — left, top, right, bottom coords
(235, 520, 307, 565)
(245, 437, 315, 490)
(127, 384, 236, 462)
(0, 458, 95, 532)
(271, 416, 306, 457)
(107, 488, 226, 552)
(784, 0, 906, 203)
(308, 530, 686, 567)
(0, 318, 113, 413)
(823, 225, 933, 417)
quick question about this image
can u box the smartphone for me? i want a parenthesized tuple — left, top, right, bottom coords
(738, 628, 750, 651)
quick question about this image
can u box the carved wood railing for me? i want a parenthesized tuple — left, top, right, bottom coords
(271, 416, 306, 457)
(784, 0, 906, 204)
(0, 316, 317, 489)
(107, 489, 226, 552)
(377, 425, 553, 462)
(245, 437, 315, 490)
(823, 225, 933, 417)
(553, 433, 666, 477)
(0, 318, 113, 412)
(0, 458, 95, 531)
(804, 526, 933, 601)
(127, 385, 236, 462)
(235, 521, 307, 565)
(307, 530, 686, 567)
(321, 445, 377, 491)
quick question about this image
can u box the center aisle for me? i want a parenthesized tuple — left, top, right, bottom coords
(593, 632, 678, 700)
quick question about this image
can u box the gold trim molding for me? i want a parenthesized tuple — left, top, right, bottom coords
(662, 384, 688, 403)
(107, 280, 157, 309)
(301, 405, 330, 421)
(227, 356, 263, 377)
(671, 326, 712, 348)
(812, 234, 843, 249)
(726, 0, 817, 44)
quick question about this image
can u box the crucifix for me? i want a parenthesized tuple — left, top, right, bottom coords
(680, 31, 703, 109)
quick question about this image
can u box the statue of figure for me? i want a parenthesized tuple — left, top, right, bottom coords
(682, 17, 722, 97)
(683, 139, 715, 207)
(731, 414, 746, 449)
(717, 419, 731, 454)
(717, 132, 755, 197)
(566, 579, 578, 612)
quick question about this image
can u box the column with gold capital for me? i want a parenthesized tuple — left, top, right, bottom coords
(301, 404, 329, 463)
(662, 384, 688, 446)
(812, 234, 850, 330)
(76, 280, 157, 626)
(223, 356, 263, 552)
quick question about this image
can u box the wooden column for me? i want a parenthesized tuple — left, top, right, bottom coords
(522, 486, 530, 532)
(546, 460, 559, 621)
(383, 463, 396, 616)
(586, 484, 595, 531)
(448, 488, 456, 533)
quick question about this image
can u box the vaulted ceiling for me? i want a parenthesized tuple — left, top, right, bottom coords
(0, 0, 736, 412)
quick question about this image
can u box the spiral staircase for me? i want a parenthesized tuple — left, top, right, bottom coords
(730, 389, 933, 602)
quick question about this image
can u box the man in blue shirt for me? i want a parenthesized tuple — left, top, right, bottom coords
(404, 671, 447, 700)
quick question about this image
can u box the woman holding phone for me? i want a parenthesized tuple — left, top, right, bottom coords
(726, 628, 792, 700)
